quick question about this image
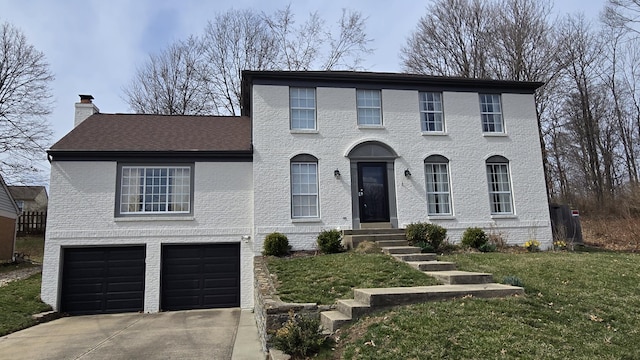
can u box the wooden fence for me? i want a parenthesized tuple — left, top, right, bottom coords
(17, 211, 47, 236)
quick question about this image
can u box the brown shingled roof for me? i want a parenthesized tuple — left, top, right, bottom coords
(50, 114, 251, 152)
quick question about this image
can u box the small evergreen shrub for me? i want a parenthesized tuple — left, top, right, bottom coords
(316, 229, 344, 254)
(479, 242, 497, 253)
(502, 275, 524, 287)
(405, 222, 447, 251)
(263, 232, 290, 256)
(272, 310, 331, 358)
(461, 227, 488, 249)
(355, 241, 382, 254)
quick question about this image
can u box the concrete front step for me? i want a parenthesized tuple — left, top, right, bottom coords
(352, 234, 407, 242)
(343, 228, 405, 235)
(393, 253, 437, 262)
(376, 240, 408, 247)
(336, 299, 371, 319)
(381, 246, 422, 255)
(354, 284, 524, 307)
(360, 222, 393, 229)
(424, 270, 493, 285)
(320, 311, 351, 332)
(406, 260, 456, 271)
(346, 234, 408, 249)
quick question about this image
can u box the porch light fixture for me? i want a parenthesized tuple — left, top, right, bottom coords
(334, 169, 341, 178)
(404, 169, 412, 177)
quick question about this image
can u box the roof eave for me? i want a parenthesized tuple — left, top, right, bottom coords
(47, 149, 253, 162)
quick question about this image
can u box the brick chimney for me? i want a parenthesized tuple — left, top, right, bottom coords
(74, 94, 99, 127)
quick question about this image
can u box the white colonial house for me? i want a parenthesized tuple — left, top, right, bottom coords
(42, 71, 551, 315)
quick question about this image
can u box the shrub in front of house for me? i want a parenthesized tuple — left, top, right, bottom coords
(316, 229, 344, 254)
(405, 222, 447, 251)
(461, 227, 488, 249)
(263, 232, 290, 256)
(272, 310, 332, 358)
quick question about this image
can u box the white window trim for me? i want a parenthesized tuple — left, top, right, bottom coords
(290, 87, 317, 131)
(356, 89, 383, 126)
(290, 161, 320, 219)
(419, 92, 445, 132)
(486, 162, 514, 215)
(480, 94, 504, 133)
(117, 165, 192, 216)
(425, 161, 453, 216)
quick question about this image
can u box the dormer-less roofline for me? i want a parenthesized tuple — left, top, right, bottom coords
(240, 70, 544, 116)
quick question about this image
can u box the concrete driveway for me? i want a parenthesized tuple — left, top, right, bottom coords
(0, 308, 265, 360)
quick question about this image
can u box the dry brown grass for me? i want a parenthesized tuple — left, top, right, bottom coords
(581, 217, 640, 252)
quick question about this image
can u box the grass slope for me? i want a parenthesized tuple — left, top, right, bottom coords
(14, 235, 45, 263)
(0, 274, 51, 336)
(337, 252, 640, 359)
(266, 252, 439, 304)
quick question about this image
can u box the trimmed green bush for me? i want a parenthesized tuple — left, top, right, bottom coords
(272, 310, 331, 358)
(461, 227, 488, 249)
(263, 232, 290, 256)
(405, 222, 447, 251)
(316, 229, 344, 254)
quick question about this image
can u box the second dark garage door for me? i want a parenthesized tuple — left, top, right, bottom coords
(161, 243, 240, 311)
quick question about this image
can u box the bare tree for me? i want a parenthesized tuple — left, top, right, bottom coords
(401, 0, 491, 77)
(604, 0, 640, 34)
(202, 9, 278, 115)
(123, 36, 212, 115)
(266, 6, 372, 71)
(0, 21, 54, 184)
(124, 7, 373, 116)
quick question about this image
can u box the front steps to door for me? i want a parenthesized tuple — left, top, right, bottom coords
(323, 229, 524, 332)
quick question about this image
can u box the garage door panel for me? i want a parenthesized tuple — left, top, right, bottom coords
(61, 247, 145, 315)
(203, 277, 238, 288)
(161, 244, 240, 311)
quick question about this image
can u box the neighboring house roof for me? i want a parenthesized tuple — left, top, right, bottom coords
(48, 114, 252, 160)
(8, 186, 48, 201)
(241, 70, 544, 116)
(0, 174, 20, 218)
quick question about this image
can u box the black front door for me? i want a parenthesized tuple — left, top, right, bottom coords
(358, 162, 390, 222)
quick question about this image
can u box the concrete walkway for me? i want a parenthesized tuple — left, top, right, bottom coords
(0, 308, 265, 360)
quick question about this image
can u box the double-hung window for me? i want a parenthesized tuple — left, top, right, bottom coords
(479, 94, 504, 133)
(357, 89, 382, 126)
(291, 155, 319, 218)
(486, 156, 513, 214)
(290, 88, 316, 130)
(419, 92, 444, 132)
(119, 165, 192, 215)
(424, 155, 452, 215)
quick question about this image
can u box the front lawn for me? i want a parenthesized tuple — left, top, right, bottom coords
(0, 274, 51, 336)
(336, 251, 640, 359)
(266, 252, 439, 304)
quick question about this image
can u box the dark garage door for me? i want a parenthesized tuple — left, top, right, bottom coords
(161, 243, 240, 311)
(61, 246, 145, 315)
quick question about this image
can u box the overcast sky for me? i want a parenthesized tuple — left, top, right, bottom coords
(1, 0, 604, 179)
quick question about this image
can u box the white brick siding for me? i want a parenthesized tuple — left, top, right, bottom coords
(42, 161, 254, 312)
(252, 85, 552, 251)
